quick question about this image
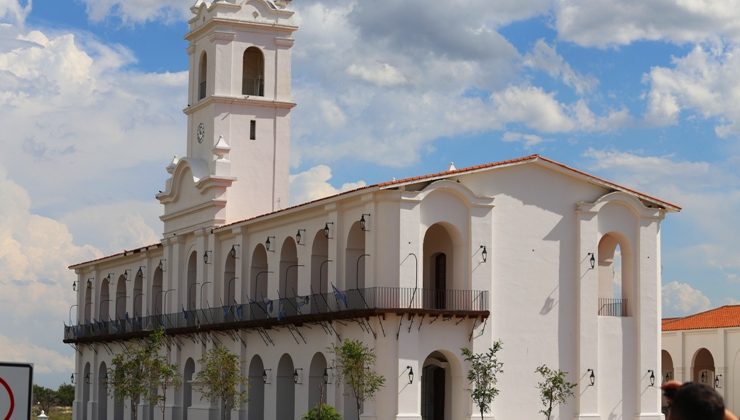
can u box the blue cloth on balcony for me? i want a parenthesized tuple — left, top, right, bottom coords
(236, 304, 244, 319)
(332, 283, 348, 308)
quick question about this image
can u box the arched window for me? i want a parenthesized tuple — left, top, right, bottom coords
(279, 237, 299, 316)
(198, 52, 208, 100)
(242, 47, 264, 96)
(82, 363, 91, 420)
(151, 267, 163, 315)
(115, 275, 127, 319)
(311, 230, 329, 313)
(248, 356, 265, 419)
(133, 270, 143, 318)
(250, 245, 269, 303)
(84, 281, 92, 323)
(224, 252, 236, 306)
(423, 224, 455, 310)
(187, 252, 197, 310)
(99, 278, 110, 321)
(597, 232, 632, 316)
(276, 354, 295, 420)
(692, 348, 716, 385)
(98, 362, 108, 419)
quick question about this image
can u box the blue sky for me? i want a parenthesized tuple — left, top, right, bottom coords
(1, 0, 740, 387)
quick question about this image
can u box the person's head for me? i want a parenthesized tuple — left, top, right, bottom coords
(668, 382, 725, 420)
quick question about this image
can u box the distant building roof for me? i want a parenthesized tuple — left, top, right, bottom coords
(662, 305, 740, 331)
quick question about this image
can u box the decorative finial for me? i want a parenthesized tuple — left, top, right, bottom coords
(448, 162, 456, 171)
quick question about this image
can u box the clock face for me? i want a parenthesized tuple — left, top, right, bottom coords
(197, 123, 205, 143)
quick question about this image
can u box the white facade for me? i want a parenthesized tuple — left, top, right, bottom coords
(65, 1, 680, 419)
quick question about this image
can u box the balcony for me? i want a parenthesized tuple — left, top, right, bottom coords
(598, 297, 629, 317)
(64, 287, 489, 343)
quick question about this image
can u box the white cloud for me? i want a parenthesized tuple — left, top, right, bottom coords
(346, 62, 406, 87)
(0, 335, 74, 374)
(555, 0, 740, 48)
(78, 0, 190, 24)
(289, 165, 366, 205)
(502, 131, 545, 148)
(0, 167, 100, 383)
(663, 281, 712, 316)
(0, 0, 30, 24)
(644, 44, 740, 137)
(523, 39, 598, 94)
(0, 19, 186, 211)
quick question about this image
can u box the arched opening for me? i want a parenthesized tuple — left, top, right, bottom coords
(597, 233, 632, 316)
(661, 350, 674, 383)
(183, 358, 195, 420)
(311, 231, 330, 313)
(133, 271, 143, 318)
(115, 276, 127, 319)
(242, 47, 264, 96)
(279, 237, 299, 316)
(151, 267, 163, 315)
(248, 355, 265, 420)
(308, 353, 328, 411)
(423, 224, 455, 310)
(345, 221, 367, 309)
(224, 252, 236, 306)
(82, 362, 90, 420)
(276, 354, 295, 420)
(84, 282, 92, 323)
(422, 351, 451, 420)
(99, 278, 110, 321)
(250, 245, 269, 318)
(114, 381, 123, 420)
(692, 348, 716, 386)
(98, 362, 108, 419)
(198, 52, 207, 100)
(187, 252, 197, 311)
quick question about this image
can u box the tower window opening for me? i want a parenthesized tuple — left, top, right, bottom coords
(242, 47, 264, 96)
(250, 120, 256, 140)
(198, 52, 208, 100)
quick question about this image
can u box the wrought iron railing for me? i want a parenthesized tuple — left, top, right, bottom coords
(598, 297, 628, 317)
(64, 287, 488, 342)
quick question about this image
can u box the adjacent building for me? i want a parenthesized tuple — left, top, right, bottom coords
(64, 1, 680, 419)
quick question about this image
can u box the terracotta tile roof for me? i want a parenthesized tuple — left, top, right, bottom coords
(662, 305, 740, 331)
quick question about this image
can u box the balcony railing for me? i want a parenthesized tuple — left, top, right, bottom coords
(598, 298, 628, 317)
(64, 287, 489, 343)
(198, 81, 206, 100)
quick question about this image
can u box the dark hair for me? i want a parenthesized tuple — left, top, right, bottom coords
(669, 382, 724, 420)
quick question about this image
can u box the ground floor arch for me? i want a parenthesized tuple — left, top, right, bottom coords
(692, 347, 715, 386)
(98, 362, 108, 419)
(422, 351, 452, 420)
(248, 355, 265, 420)
(308, 352, 328, 412)
(183, 357, 195, 420)
(662, 350, 674, 382)
(277, 354, 295, 420)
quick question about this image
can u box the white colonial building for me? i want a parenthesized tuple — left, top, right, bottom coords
(662, 305, 740, 415)
(65, 1, 680, 419)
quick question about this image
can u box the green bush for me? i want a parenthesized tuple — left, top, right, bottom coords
(302, 403, 341, 420)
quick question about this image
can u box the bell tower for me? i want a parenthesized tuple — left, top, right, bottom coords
(157, 0, 297, 235)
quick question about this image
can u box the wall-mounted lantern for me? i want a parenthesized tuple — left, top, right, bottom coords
(360, 213, 371, 231)
(648, 370, 655, 387)
(266, 236, 275, 252)
(294, 368, 303, 384)
(715, 374, 722, 389)
(158, 259, 167, 272)
(296, 229, 306, 245)
(480, 245, 488, 263)
(262, 368, 272, 384)
(323, 222, 334, 239)
(229, 244, 240, 259)
(203, 250, 213, 264)
(587, 252, 595, 269)
(587, 368, 595, 386)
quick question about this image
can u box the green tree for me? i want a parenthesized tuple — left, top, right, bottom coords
(302, 403, 341, 420)
(330, 339, 385, 420)
(108, 329, 179, 420)
(462, 341, 504, 420)
(32, 384, 58, 413)
(56, 383, 75, 406)
(194, 345, 247, 420)
(535, 364, 576, 420)
(149, 347, 181, 420)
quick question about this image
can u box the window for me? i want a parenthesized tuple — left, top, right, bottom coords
(250, 120, 256, 140)
(242, 47, 264, 96)
(198, 52, 207, 100)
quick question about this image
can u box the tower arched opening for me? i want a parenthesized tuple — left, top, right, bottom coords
(597, 232, 633, 316)
(242, 47, 264, 96)
(187, 252, 197, 311)
(198, 52, 207, 100)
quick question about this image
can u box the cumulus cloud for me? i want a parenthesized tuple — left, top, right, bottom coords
(289, 165, 366, 205)
(555, 0, 740, 48)
(663, 281, 712, 316)
(644, 44, 740, 137)
(77, 0, 190, 24)
(0, 167, 101, 383)
(523, 39, 598, 94)
(0, 18, 186, 211)
(502, 131, 545, 148)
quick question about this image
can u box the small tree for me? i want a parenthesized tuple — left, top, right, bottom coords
(56, 383, 75, 406)
(109, 329, 179, 420)
(149, 350, 181, 420)
(302, 403, 341, 420)
(535, 364, 576, 420)
(330, 339, 385, 420)
(462, 340, 504, 420)
(194, 345, 247, 420)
